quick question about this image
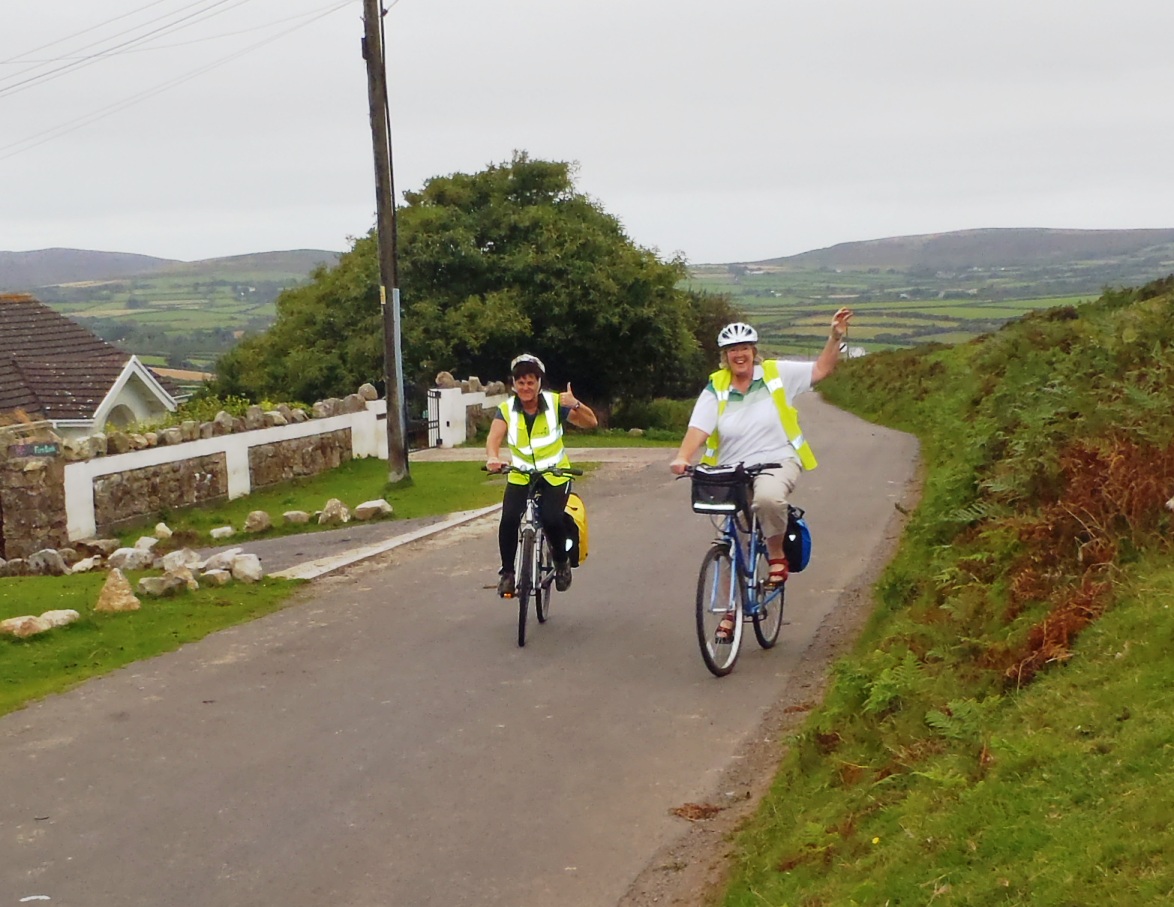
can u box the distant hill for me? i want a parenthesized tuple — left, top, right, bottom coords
(0, 248, 177, 291)
(756, 227, 1174, 271)
(0, 247, 341, 293)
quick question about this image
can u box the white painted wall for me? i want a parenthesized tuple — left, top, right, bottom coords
(61, 393, 514, 540)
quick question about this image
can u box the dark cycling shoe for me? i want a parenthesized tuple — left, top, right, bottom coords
(554, 561, 572, 592)
(497, 572, 515, 598)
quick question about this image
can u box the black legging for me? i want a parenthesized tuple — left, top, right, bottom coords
(499, 479, 570, 573)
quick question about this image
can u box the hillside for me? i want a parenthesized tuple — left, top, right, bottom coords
(689, 227, 1174, 356)
(0, 247, 343, 373)
(755, 226, 1174, 270)
(0, 247, 340, 293)
(713, 276, 1174, 904)
(0, 248, 177, 291)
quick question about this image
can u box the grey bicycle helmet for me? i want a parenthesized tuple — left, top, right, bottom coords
(510, 353, 546, 378)
(717, 322, 758, 348)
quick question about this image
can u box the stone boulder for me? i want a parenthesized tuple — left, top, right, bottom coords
(27, 549, 68, 576)
(231, 554, 264, 583)
(202, 548, 243, 572)
(108, 547, 157, 571)
(1, 615, 51, 638)
(354, 499, 393, 520)
(95, 568, 141, 613)
(318, 498, 351, 525)
(244, 511, 272, 533)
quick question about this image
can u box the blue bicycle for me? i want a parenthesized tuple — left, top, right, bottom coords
(685, 463, 791, 676)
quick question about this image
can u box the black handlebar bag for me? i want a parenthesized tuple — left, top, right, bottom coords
(690, 465, 752, 520)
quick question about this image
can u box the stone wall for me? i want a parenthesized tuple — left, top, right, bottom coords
(92, 453, 228, 535)
(0, 455, 68, 559)
(248, 429, 352, 489)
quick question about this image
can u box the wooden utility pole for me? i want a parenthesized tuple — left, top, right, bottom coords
(362, 0, 409, 481)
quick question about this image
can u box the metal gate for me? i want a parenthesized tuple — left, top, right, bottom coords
(406, 389, 441, 451)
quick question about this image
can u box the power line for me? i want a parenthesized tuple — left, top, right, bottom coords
(0, 0, 258, 98)
(0, 0, 354, 161)
(0, 0, 178, 65)
(0, 2, 355, 64)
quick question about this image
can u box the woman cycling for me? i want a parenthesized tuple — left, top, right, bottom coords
(670, 309, 852, 593)
(486, 353, 597, 597)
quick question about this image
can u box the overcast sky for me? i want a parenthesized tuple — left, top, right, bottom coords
(3, 0, 1173, 265)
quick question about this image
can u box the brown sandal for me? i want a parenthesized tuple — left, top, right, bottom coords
(766, 557, 789, 586)
(715, 612, 736, 644)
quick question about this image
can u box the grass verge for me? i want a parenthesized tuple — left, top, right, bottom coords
(0, 574, 301, 717)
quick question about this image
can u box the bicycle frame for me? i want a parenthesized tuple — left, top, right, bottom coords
(488, 464, 582, 647)
(710, 510, 784, 618)
(516, 477, 554, 597)
(687, 462, 789, 676)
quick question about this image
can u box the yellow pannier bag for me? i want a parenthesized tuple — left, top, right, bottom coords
(564, 492, 589, 566)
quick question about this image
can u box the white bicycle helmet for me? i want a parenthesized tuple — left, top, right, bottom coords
(716, 322, 758, 348)
(510, 353, 546, 377)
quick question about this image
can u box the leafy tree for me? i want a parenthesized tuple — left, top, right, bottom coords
(215, 152, 737, 404)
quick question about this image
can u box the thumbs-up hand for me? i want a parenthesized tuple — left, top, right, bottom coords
(559, 383, 579, 410)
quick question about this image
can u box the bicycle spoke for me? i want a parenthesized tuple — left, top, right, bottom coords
(696, 545, 742, 676)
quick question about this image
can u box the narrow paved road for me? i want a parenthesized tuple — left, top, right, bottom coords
(1, 396, 918, 907)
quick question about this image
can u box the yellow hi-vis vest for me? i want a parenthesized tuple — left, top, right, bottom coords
(499, 390, 571, 486)
(700, 360, 818, 471)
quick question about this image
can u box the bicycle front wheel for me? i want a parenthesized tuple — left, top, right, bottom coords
(696, 544, 741, 676)
(535, 535, 552, 624)
(749, 550, 785, 649)
(516, 527, 535, 647)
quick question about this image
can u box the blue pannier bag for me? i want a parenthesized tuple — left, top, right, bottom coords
(783, 505, 812, 572)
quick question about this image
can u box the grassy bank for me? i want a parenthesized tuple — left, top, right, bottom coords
(716, 277, 1174, 904)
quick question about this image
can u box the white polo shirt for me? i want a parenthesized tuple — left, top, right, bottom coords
(687, 361, 813, 466)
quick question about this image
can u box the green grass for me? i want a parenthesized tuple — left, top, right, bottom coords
(0, 573, 301, 716)
(714, 277, 1174, 905)
(723, 559, 1174, 906)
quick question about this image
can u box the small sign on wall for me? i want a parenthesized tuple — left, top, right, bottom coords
(7, 441, 60, 458)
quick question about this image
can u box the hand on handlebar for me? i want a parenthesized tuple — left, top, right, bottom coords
(669, 457, 692, 476)
(485, 456, 505, 473)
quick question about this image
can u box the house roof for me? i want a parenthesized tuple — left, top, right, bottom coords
(0, 292, 172, 422)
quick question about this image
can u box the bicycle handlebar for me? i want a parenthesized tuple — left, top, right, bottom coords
(482, 464, 584, 478)
(677, 462, 783, 479)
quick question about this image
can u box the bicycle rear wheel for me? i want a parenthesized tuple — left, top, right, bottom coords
(516, 527, 535, 647)
(696, 544, 741, 676)
(749, 549, 785, 649)
(535, 535, 552, 623)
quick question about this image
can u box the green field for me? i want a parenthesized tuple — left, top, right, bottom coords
(687, 259, 1099, 354)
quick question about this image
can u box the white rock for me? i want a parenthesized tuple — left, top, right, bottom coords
(40, 609, 80, 628)
(354, 499, 393, 520)
(231, 553, 265, 583)
(154, 522, 174, 539)
(210, 526, 235, 540)
(69, 556, 102, 574)
(1, 615, 51, 638)
(199, 569, 232, 587)
(108, 547, 157, 571)
(202, 547, 243, 572)
(244, 511, 272, 533)
(162, 548, 202, 573)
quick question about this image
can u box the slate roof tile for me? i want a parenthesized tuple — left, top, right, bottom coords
(0, 293, 146, 421)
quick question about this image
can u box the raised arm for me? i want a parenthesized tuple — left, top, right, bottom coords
(560, 382, 598, 429)
(812, 307, 853, 384)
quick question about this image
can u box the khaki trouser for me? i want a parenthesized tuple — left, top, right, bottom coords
(750, 460, 802, 539)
